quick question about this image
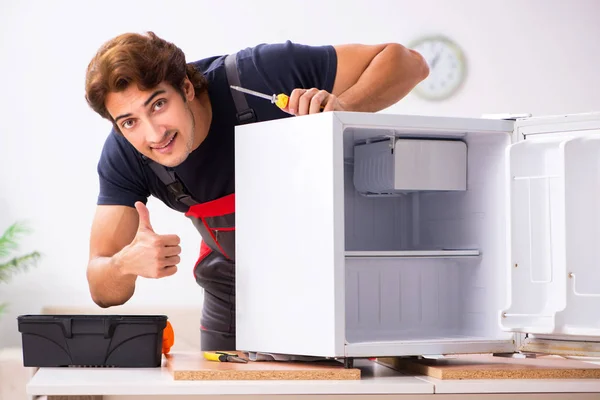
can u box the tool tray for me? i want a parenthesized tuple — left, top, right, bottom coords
(17, 314, 167, 368)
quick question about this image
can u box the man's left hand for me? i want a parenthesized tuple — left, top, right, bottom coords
(285, 88, 346, 116)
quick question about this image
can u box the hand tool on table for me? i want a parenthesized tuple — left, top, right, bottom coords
(203, 351, 248, 363)
(230, 85, 325, 112)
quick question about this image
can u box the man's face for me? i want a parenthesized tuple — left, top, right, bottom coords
(105, 81, 196, 167)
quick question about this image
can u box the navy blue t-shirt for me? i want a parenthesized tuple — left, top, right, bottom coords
(96, 41, 337, 213)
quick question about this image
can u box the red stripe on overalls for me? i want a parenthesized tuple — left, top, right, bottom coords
(185, 193, 235, 218)
(186, 193, 235, 277)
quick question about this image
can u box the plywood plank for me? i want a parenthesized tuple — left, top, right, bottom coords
(165, 352, 360, 381)
(378, 354, 600, 380)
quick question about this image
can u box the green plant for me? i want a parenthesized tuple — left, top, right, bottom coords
(0, 221, 41, 315)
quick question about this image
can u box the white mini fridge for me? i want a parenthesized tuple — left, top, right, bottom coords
(233, 111, 600, 362)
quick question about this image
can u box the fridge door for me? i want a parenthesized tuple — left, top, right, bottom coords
(234, 112, 346, 357)
(501, 112, 600, 340)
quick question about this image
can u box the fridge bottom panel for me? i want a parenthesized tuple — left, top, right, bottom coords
(520, 336, 600, 358)
(345, 337, 516, 358)
(503, 326, 600, 337)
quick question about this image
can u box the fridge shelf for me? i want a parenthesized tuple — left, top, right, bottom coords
(345, 250, 480, 258)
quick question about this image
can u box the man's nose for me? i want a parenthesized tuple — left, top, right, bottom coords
(147, 121, 168, 143)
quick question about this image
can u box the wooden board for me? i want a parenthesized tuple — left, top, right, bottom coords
(165, 352, 361, 381)
(378, 354, 600, 380)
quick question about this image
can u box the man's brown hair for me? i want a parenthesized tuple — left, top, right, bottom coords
(85, 31, 208, 127)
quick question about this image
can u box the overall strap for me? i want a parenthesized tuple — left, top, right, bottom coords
(145, 160, 198, 207)
(224, 52, 257, 124)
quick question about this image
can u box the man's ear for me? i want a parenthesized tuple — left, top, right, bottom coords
(182, 77, 195, 101)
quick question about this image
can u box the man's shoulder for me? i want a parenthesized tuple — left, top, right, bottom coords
(239, 40, 335, 57)
(238, 41, 337, 96)
(189, 41, 336, 75)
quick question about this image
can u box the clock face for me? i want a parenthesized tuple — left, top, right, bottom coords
(409, 35, 466, 101)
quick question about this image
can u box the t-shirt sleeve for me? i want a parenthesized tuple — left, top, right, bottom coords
(96, 131, 150, 207)
(244, 41, 337, 97)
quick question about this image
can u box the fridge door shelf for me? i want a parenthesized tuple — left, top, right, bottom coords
(501, 130, 600, 338)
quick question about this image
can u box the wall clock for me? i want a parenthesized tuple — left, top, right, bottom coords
(409, 35, 467, 101)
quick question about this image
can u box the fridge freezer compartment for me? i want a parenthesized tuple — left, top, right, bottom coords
(17, 314, 168, 367)
(353, 138, 467, 194)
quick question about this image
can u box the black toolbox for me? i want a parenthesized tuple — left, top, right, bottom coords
(17, 314, 168, 367)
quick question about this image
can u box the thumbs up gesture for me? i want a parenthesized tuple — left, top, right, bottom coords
(119, 201, 181, 279)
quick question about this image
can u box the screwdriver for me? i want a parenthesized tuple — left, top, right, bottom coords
(230, 85, 324, 112)
(203, 351, 248, 363)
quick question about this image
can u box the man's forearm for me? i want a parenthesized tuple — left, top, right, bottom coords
(87, 254, 137, 308)
(338, 44, 429, 112)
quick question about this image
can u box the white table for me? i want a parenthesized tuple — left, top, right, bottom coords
(27, 359, 600, 400)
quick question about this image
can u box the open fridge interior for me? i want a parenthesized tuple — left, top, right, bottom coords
(340, 120, 600, 356)
(341, 124, 515, 354)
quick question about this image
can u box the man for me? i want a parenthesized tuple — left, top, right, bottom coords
(84, 31, 429, 350)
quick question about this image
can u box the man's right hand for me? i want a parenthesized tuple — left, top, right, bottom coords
(117, 201, 181, 279)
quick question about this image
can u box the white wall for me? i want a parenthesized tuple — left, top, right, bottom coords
(0, 0, 598, 347)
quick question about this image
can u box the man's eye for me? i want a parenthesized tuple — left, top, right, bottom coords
(154, 99, 166, 111)
(122, 120, 134, 129)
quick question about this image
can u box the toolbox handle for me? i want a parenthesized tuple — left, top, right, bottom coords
(60, 317, 116, 339)
(59, 317, 117, 339)
(62, 317, 118, 339)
